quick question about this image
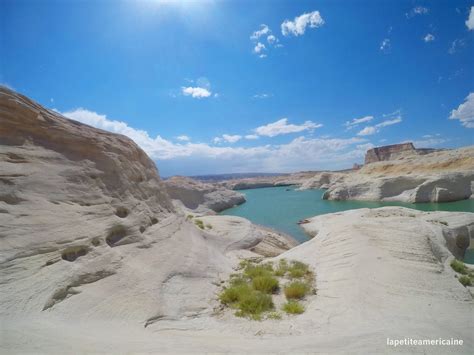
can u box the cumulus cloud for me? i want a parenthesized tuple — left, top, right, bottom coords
(181, 86, 212, 98)
(344, 115, 374, 129)
(380, 38, 391, 53)
(245, 134, 259, 140)
(250, 24, 270, 40)
(423, 33, 435, 42)
(60, 108, 369, 174)
(222, 134, 242, 143)
(254, 118, 322, 137)
(406, 6, 429, 18)
(357, 114, 402, 136)
(176, 135, 190, 141)
(281, 11, 325, 37)
(267, 35, 277, 44)
(449, 92, 474, 128)
(254, 42, 266, 54)
(466, 6, 474, 30)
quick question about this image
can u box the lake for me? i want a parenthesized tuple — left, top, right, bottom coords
(220, 186, 474, 263)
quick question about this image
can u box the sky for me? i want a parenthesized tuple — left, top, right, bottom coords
(1, 0, 473, 177)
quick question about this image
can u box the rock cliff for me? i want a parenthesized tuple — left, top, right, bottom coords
(163, 176, 245, 213)
(319, 146, 474, 203)
(364, 142, 416, 164)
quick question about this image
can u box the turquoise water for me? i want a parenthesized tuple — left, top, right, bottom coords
(221, 186, 474, 261)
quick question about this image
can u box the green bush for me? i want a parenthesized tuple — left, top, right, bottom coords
(244, 263, 273, 279)
(458, 275, 472, 287)
(451, 259, 468, 275)
(267, 311, 282, 320)
(219, 283, 251, 305)
(252, 275, 279, 294)
(284, 281, 310, 299)
(288, 260, 309, 278)
(283, 301, 305, 314)
(274, 259, 288, 277)
(236, 290, 274, 319)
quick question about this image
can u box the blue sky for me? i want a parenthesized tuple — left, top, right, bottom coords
(1, 0, 473, 176)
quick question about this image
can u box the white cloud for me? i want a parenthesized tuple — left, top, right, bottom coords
(281, 11, 325, 37)
(176, 135, 190, 141)
(250, 24, 270, 40)
(222, 134, 242, 143)
(59, 108, 370, 174)
(357, 115, 402, 136)
(466, 6, 474, 30)
(406, 6, 429, 18)
(410, 137, 447, 148)
(448, 39, 465, 54)
(267, 35, 277, 44)
(380, 38, 391, 53)
(344, 115, 374, 128)
(357, 126, 377, 136)
(254, 118, 322, 137)
(449, 92, 474, 128)
(245, 134, 259, 140)
(423, 33, 435, 42)
(253, 93, 272, 99)
(181, 86, 212, 98)
(254, 42, 266, 54)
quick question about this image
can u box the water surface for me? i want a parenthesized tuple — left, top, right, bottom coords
(221, 186, 474, 261)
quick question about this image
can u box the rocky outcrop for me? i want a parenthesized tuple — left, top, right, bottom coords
(364, 142, 416, 164)
(322, 146, 474, 203)
(163, 176, 245, 212)
(222, 172, 316, 190)
(298, 172, 346, 190)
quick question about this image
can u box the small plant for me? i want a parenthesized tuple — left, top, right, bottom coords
(283, 301, 305, 314)
(206, 224, 213, 229)
(219, 283, 251, 305)
(244, 263, 273, 279)
(274, 259, 288, 277)
(252, 275, 279, 294)
(235, 290, 274, 319)
(194, 219, 205, 230)
(267, 311, 282, 320)
(186, 214, 194, 220)
(284, 281, 309, 299)
(458, 275, 472, 287)
(451, 259, 468, 275)
(288, 260, 309, 278)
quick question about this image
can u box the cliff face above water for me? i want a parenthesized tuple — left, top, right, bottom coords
(322, 146, 474, 203)
(364, 142, 416, 164)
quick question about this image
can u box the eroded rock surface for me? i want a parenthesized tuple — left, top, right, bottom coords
(163, 176, 245, 213)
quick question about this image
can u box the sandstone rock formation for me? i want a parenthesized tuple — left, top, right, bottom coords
(163, 175, 245, 213)
(0, 87, 293, 344)
(1, 88, 473, 353)
(321, 146, 474, 203)
(364, 142, 416, 164)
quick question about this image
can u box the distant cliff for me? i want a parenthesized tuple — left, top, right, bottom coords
(364, 143, 415, 164)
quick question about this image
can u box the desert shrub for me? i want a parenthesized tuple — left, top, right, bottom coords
(458, 275, 472, 287)
(219, 283, 251, 305)
(267, 311, 282, 320)
(283, 301, 305, 314)
(288, 260, 309, 278)
(284, 281, 310, 299)
(244, 263, 273, 279)
(235, 290, 273, 319)
(206, 224, 213, 229)
(194, 219, 205, 229)
(274, 259, 288, 277)
(451, 259, 468, 275)
(252, 275, 279, 294)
